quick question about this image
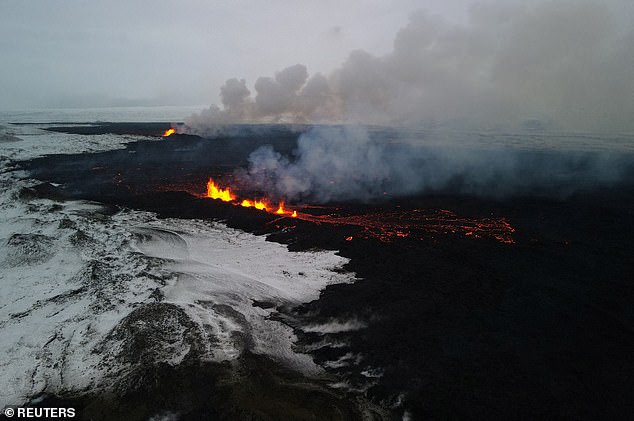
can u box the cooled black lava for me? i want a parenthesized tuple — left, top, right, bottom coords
(18, 123, 634, 420)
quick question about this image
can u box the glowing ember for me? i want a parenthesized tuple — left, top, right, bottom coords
(162, 128, 175, 137)
(206, 179, 235, 202)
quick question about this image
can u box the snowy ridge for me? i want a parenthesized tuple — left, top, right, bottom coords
(132, 219, 352, 371)
(0, 185, 170, 406)
(0, 124, 355, 408)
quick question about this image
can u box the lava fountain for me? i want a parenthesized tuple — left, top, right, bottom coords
(205, 178, 296, 217)
(202, 178, 515, 243)
(206, 179, 236, 202)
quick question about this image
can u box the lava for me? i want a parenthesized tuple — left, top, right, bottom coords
(206, 179, 235, 202)
(203, 178, 515, 243)
(254, 201, 268, 211)
(162, 128, 175, 137)
(293, 208, 515, 244)
(275, 202, 286, 215)
(204, 178, 296, 217)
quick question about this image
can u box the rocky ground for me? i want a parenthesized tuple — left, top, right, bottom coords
(6, 123, 634, 420)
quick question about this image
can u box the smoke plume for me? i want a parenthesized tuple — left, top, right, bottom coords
(186, 0, 634, 133)
(187, 0, 633, 202)
(235, 125, 631, 202)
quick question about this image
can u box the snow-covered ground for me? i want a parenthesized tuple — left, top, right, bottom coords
(0, 122, 354, 408)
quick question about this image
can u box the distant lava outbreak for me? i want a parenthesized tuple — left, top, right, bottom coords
(162, 128, 175, 137)
(204, 178, 514, 244)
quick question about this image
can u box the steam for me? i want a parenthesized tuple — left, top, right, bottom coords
(187, 0, 633, 202)
(186, 0, 634, 133)
(186, 64, 335, 132)
(236, 126, 631, 202)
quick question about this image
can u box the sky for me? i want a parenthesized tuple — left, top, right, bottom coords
(0, 0, 470, 109)
(1, 0, 632, 132)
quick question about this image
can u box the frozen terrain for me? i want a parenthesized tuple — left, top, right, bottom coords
(0, 122, 354, 409)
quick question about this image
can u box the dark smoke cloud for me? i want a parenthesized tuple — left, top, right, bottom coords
(186, 0, 633, 133)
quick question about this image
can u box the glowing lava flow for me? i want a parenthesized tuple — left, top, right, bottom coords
(296, 209, 516, 244)
(205, 178, 296, 217)
(275, 202, 298, 217)
(206, 179, 236, 202)
(162, 128, 175, 137)
(203, 178, 515, 243)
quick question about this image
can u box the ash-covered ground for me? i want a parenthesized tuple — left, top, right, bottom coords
(2, 122, 634, 420)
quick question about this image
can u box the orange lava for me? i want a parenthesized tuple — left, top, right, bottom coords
(275, 202, 287, 215)
(206, 179, 235, 202)
(162, 128, 175, 137)
(204, 178, 296, 217)
(254, 200, 268, 211)
(293, 208, 515, 244)
(202, 178, 515, 243)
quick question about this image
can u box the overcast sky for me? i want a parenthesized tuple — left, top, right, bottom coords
(2, 0, 632, 132)
(0, 0, 472, 110)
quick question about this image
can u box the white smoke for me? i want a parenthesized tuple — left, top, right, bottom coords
(186, 0, 634, 133)
(186, 64, 336, 134)
(235, 126, 631, 202)
(187, 0, 633, 202)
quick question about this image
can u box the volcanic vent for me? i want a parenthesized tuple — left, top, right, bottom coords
(202, 177, 515, 244)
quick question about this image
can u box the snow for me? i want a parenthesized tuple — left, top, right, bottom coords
(0, 123, 355, 408)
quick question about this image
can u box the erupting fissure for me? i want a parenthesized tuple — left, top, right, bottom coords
(205, 178, 297, 217)
(162, 128, 175, 137)
(206, 179, 236, 202)
(203, 178, 514, 243)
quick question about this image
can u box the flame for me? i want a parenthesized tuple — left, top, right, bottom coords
(206, 179, 235, 202)
(163, 128, 175, 137)
(254, 201, 268, 211)
(240, 199, 272, 211)
(275, 201, 298, 217)
(202, 178, 514, 243)
(205, 178, 299, 218)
